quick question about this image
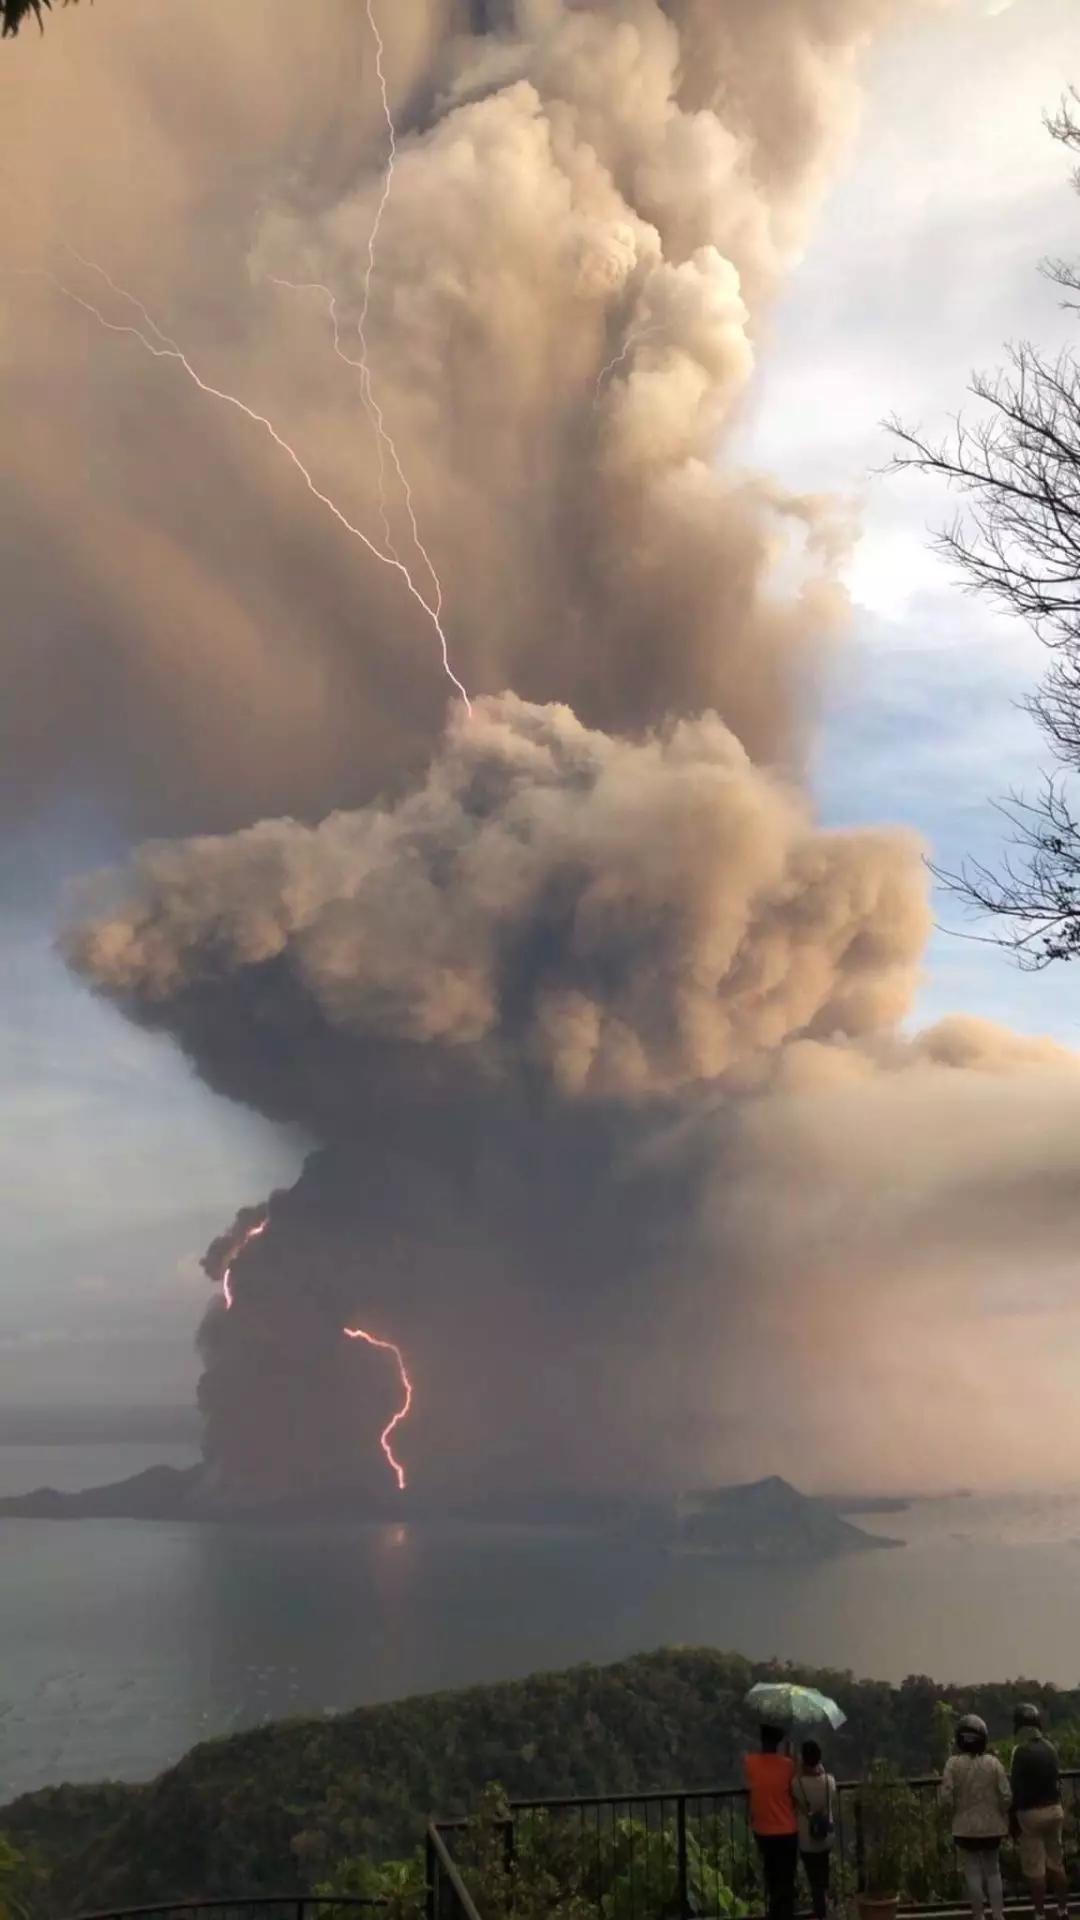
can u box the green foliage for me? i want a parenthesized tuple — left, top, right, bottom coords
(450, 1784, 594, 1920)
(0, 1835, 46, 1920)
(6, 1648, 1080, 1915)
(857, 1762, 921, 1898)
(929, 1701, 955, 1773)
(1036, 1720, 1080, 1767)
(315, 1846, 427, 1920)
(594, 1819, 742, 1919)
(451, 1786, 745, 1920)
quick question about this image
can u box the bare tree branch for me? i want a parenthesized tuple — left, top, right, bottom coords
(1, 0, 79, 39)
(888, 96, 1080, 965)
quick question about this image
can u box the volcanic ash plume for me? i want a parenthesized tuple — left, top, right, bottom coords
(66, 696, 928, 1114)
(44, 0, 1080, 1495)
(4, 0, 886, 831)
(65, 699, 1080, 1497)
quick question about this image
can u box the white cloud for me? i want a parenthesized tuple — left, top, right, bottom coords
(843, 526, 953, 620)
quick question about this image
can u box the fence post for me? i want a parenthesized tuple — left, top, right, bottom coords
(426, 1825, 437, 1920)
(854, 1797, 866, 1896)
(676, 1795, 690, 1920)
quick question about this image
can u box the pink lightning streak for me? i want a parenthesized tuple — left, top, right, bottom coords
(29, 252, 470, 711)
(219, 1216, 269, 1312)
(220, 1215, 413, 1492)
(31, 5, 435, 1501)
(342, 1325, 414, 1492)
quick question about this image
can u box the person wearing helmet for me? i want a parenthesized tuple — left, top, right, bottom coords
(1010, 1704, 1068, 1920)
(939, 1714, 1011, 1920)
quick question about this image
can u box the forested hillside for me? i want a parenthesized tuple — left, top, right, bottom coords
(4, 1648, 1080, 1914)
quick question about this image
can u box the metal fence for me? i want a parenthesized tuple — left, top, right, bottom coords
(426, 1821, 485, 1920)
(72, 1901, 387, 1920)
(432, 1769, 1080, 1920)
(68, 1768, 1080, 1920)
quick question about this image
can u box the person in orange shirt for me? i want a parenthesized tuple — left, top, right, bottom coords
(745, 1724, 799, 1920)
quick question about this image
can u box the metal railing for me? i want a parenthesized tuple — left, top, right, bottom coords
(72, 1900, 387, 1920)
(67, 1766, 1080, 1920)
(431, 1768, 1080, 1920)
(425, 1821, 484, 1920)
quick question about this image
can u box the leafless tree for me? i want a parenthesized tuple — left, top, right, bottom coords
(888, 94, 1080, 966)
(2, 0, 78, 39)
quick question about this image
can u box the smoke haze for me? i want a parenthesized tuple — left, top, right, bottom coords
(7, 0, 1079, 1495)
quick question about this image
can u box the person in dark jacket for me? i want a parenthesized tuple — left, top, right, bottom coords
(1010, 1704, 1068, 1920)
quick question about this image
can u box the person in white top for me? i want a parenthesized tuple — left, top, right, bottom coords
(792, 1739, 836, 1919)
(939, 1714, 1012, 1920)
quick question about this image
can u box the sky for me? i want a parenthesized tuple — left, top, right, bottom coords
(745, 0, 1080, 1034)
(1, 0, 1079, 1479)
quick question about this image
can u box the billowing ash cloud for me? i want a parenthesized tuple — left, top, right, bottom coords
(66, 695, 1080, 1499)
(3, 0, 882, 833)
(66, 696, 927, 1112)
(37, 0, 1080, 1497)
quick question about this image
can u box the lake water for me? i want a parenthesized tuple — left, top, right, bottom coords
(4, 1447, 1080, 1804)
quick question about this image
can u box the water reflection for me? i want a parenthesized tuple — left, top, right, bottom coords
(7, 1499, 1080, 1804)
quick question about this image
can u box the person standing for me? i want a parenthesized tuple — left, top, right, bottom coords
(745, 1724, 799, 1920)
(1010, 1703, 1069, 1920)
(939, 1714, 1011, 1920)
(793, 1738, 836, 1919)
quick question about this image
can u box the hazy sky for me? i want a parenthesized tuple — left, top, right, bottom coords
(1, 0, 1078, 1445)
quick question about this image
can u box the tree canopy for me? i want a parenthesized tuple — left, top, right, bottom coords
(5, 1648, 1080, 1915)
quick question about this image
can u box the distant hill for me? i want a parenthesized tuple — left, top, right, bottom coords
(0, 1464, 204, 1520)
(671, 1477, 901, 1558)
(5, 1646, 1080, 1915)
(0, 1467, 897, 1558)
(0, 1465, 408, 1522)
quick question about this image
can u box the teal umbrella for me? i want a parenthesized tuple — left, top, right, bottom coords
(745, 1681, 846, 1732)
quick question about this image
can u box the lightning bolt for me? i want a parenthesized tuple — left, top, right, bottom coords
(343, 1325, 413, 1492)
(270, 0, 445, 625)
(20, 1, 437, 1507)
(219, 1216, 268, 1312)
(354, 0, 447, 624)
(594, 323, 663, 402)
(268, 278, 405, 568)
(357, 0, 395, 350)
(22, 255, 471, 711)
(219, 1216, 413, 1493)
